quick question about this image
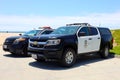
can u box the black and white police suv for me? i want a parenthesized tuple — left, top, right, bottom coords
(28, 23, 113, 67)
(3, 28, 53, 56)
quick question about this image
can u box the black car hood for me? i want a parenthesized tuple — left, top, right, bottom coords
(40, 34, 75, 39)
(6, 36, 20, 40)
(30, 34, 75, 42)
(6, 35, 29, 40)
(31, 34, 65, 40)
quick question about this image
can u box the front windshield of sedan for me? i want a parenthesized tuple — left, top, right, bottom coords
(23, 30, 41, 36)
(51, 26, 79, 35)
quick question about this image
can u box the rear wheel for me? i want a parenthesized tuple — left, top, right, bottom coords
(61, 48, 76, 67)
(100, 45, 109, 58)
(35, 59, 45, 62)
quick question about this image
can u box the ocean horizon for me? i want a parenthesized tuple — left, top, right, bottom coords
(0, 31, 26, 33)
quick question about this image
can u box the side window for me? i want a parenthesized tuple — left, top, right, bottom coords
(41, 30, 53, 34)
(89, 27, 98, 35)
(79, 27, 89, 36)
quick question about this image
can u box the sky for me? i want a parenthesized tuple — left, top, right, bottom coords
(0, 0, 120, 31)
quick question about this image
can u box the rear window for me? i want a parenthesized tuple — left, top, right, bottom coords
(98, 28, 111, 35)
(89, 27, 98, 35)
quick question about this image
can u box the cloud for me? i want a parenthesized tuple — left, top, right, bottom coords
(0, 12, 120, 31)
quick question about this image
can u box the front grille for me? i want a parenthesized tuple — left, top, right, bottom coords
(5, 39, 15, 43)
(30, 43, 44, 48)
(30, 39, 47, 42)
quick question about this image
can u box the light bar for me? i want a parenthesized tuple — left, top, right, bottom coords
(66, 23, 92, 27)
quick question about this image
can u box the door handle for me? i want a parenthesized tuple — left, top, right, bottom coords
(89, 38, 92, 40)
(98, 37, 100, 39)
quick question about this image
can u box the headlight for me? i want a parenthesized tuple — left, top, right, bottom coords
(5, 39, 9, 42)
(46, 39, 61, 46)
(13, 38, 26, 44)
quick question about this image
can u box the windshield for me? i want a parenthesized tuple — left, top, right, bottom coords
(51, 26, 79, 35)
(23, 30, 41, 36)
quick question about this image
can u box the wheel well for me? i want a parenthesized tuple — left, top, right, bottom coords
(63, 45, 77, 54)
(108, 42, 113, 49)
(106, 42, 110, 49)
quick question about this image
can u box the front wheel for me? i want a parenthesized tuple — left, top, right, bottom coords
(100, 45, 109, 58)
(21, 47, 29, 56)
(61, 48, 76, 67)
(11, 52, 16, 55)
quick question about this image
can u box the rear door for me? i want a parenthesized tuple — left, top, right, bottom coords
(88, 27, 101, 52)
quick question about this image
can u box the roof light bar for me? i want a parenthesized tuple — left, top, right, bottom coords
(66, 23, 92, 27)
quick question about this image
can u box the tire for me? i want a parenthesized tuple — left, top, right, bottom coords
(22, 47, 29, 56)
(11, 52, 16, 55)
(61, 48, 76, 67)
(100, 45, 109, 58)
(35, 59, 45, 62)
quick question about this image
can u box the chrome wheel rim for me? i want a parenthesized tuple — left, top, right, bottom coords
(65, 51, 74, 64)
(105, 47, 109, 57)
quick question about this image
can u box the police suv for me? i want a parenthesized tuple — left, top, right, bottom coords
(28, 23, 113, 67)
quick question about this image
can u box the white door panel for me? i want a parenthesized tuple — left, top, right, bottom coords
(78, 36, 91, 54)
(78, 35, 100, 54)
(89, 35, 101, 52)
(77, 27, 101, 54)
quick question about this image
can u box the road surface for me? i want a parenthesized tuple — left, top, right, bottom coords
(0, 46, 120, 80)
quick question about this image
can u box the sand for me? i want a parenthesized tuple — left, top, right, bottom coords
(0, 33, 21, 46)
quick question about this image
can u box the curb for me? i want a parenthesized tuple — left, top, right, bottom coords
(110, 53, 120, 58)
(115, 55, 120, 58)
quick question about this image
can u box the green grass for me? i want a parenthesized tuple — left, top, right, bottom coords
(110, 29, 120, 55)
(110, 46, 120, 55)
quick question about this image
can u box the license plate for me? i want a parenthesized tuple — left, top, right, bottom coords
(32, 54, 37, 59)
(3, 45, 7, 49)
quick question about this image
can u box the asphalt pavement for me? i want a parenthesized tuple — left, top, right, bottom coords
(0, 46, 120, 80)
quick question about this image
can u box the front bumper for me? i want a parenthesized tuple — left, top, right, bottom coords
(3, 41, 13, 52)
(28, 47, 63, 60)
(9, 46, 23, 54)
(9, 43, 27, 55)
(3, 44, 11, 51)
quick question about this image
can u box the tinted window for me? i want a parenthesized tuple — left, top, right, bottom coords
(51, 26, 79, 35)
(79, 27, 89, 36)
(98, 28, 111, 35)
(89, 27, 98, 35)
(23, 30, 41, 36)
(41, 30, 53, 34)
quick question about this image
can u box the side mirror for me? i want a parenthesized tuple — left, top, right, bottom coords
(78, 32, 86, 37)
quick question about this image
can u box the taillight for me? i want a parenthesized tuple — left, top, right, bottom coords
(112, 38, 114, 43)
